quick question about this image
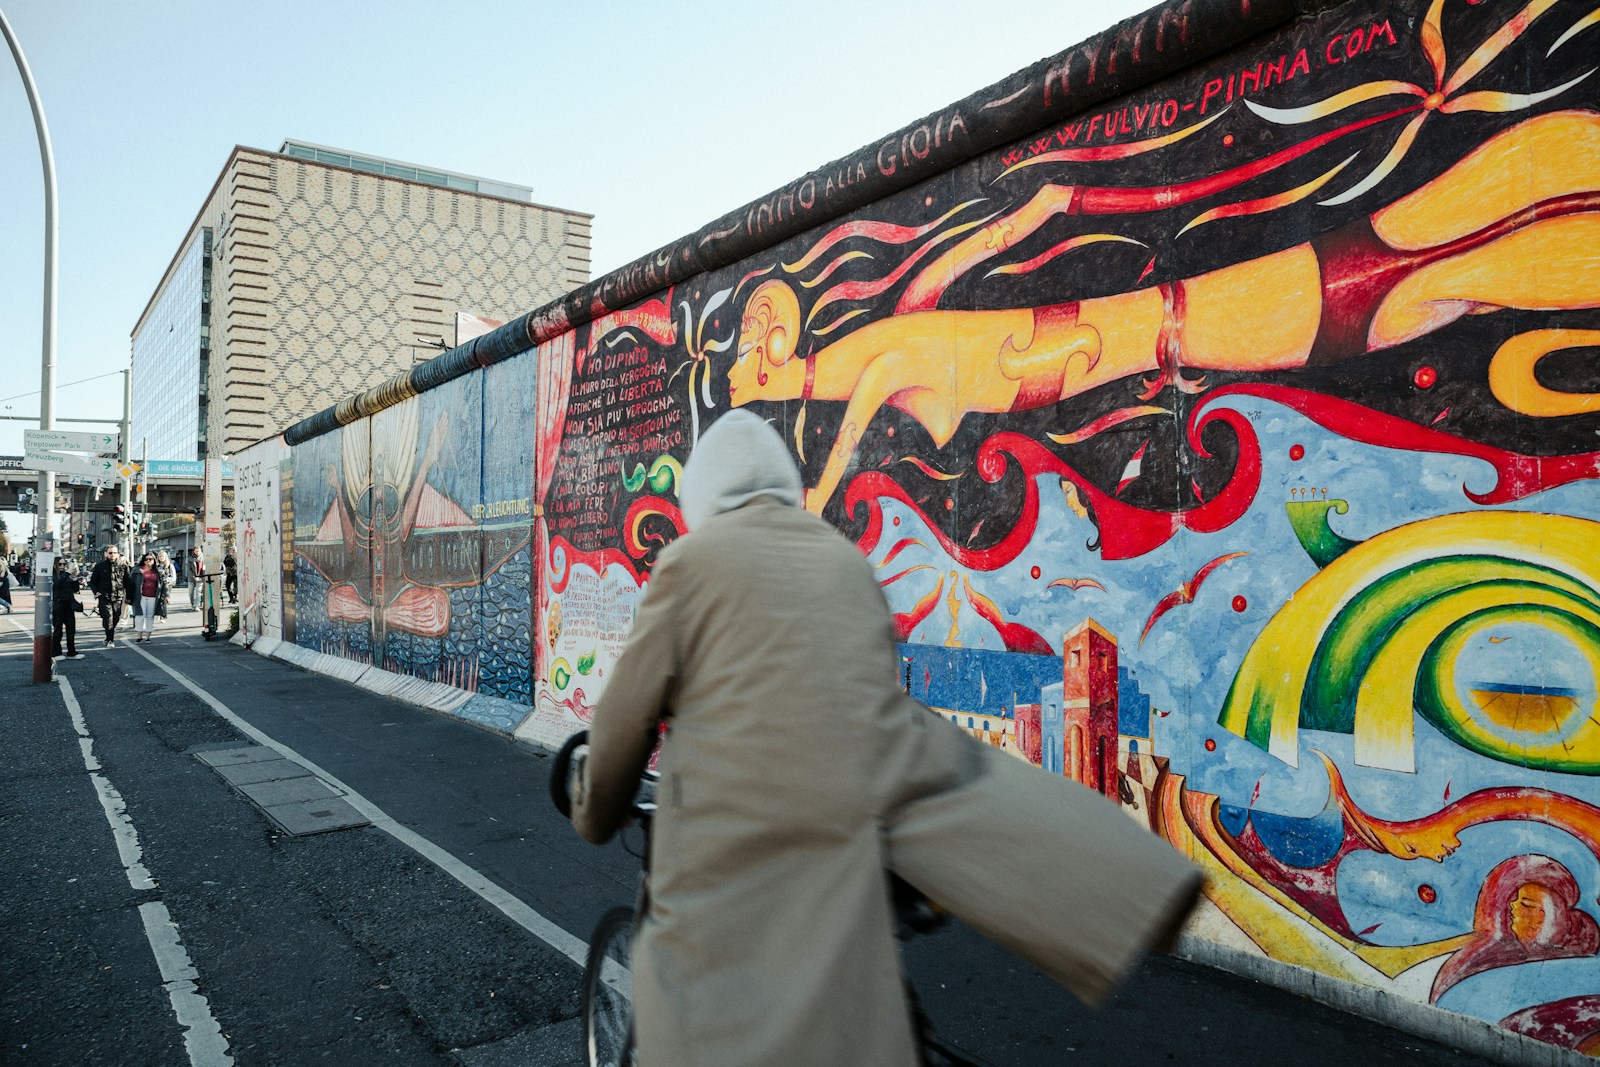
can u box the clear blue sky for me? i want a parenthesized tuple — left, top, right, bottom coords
(0, 0, 1149, 523)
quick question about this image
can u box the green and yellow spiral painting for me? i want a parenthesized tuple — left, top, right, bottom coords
(1219, 509, 1600, 773)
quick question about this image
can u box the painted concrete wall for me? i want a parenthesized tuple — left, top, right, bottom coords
(248, 0, 1600, 1053)
(283, 359, 536, 705)
(232, 435, 288, 643)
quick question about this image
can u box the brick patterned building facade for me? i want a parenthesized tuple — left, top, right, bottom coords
(132, 142, 590, 460)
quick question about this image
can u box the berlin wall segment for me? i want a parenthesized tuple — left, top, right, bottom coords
(243, 0, 1600, 1056)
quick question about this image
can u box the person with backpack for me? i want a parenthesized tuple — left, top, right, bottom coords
(155, 550, 177, 623)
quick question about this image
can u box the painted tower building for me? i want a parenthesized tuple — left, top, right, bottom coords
(1062, 618, 1120, 799)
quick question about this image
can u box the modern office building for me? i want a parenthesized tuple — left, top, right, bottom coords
(131, 140, 591, 462)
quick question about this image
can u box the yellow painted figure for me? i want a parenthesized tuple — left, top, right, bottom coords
(729, 111, 1600, 513)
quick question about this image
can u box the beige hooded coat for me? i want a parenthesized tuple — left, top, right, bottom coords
(572, 410, 1201, 1067)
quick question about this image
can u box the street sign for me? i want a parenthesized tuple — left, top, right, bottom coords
(65, 474, 112, 488)
(117, 462, 139, 479)
(142, 459, 235, 479)
(21, 448, 117, 480)
(24, 428, 119, 454)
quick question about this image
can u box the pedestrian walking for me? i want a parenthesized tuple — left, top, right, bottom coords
(155, 550, 177, 622)
(51, 558, 85, 659)
(223, 550, 237, 605)
(88, 546, 133, 647)
(187, 548, 206, 610)
(130, 552, 168, 643)
(0, 561, 11, 614)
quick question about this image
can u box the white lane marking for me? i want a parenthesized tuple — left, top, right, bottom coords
(58, 675, 155, 891)
(139, 901, 234, 1066)
(125, 641, 602, 975)
(56, 675, 234, 1066)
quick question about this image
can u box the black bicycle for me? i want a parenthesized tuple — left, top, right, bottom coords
(550, 730, 987, 1067)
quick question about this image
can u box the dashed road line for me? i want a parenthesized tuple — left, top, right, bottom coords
(55, 672, 233, 1066)
(138, 901, 234, 1066)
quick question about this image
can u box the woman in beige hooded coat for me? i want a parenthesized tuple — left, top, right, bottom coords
(571, 409, 1201, 1066)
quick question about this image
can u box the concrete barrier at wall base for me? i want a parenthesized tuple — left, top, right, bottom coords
(311, 653, 373, 687)
(455, 694, 535, 735)
(266, 642, 373, 687)
(241, 636, 531, 735)
(245, 641, 516, 731)
(1175, 937, 1593, 1067)
(266, 642, 310, 669)
(350, 666, 473, 715)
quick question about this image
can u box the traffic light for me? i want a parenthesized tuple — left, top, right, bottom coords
(113, 504, 128, 533)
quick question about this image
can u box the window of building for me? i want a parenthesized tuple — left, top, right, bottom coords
(281, 142, 487, 194)
(131, 232, 208, 460)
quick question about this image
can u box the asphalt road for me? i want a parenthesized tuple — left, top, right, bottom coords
(0, 597, 1501, 1066)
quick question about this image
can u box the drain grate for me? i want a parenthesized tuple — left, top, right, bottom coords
(193, 744, 370, 836)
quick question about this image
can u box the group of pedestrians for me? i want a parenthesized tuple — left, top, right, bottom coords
(24, 543, 225, 657)
(86, 546, 176, 646)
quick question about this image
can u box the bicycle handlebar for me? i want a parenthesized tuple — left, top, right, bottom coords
(550, 729, 658, 826)
(549, 730, 588, 820)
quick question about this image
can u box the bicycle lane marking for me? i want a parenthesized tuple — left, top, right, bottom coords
(49, 662, 235, 1067)
(122, 639, 612, 981)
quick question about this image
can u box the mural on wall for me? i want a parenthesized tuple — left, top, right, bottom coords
(480, 354, 539, 703)
(292, 422, 372, 662)
(529, 0, 1600, 1051)
(292, 375, 532, 691)
(233, 436, 288, 643)
(517, 304, 682, 747)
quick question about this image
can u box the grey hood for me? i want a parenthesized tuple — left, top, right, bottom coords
(679, 410, 802, 530)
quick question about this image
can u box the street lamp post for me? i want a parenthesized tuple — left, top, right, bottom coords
(1, 8, 59, 683)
